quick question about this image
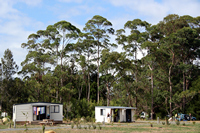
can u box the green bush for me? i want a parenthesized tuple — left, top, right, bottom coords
(98, 124, 102, 130)
(86, 116, 91, 122)
(97, 123, 102, 130)
(78, 125, 82, 129)
(42, 125, 45, 133)
(71, 123, 74, 129)
(167, 121, 170, 125)
(70, 98, 99, 119)
(76, 123, 79, 129)
(92, 124, 96, 129)
(155, 113, 162, 119)
(183, 123, 185, 126)
(150, 122, 153, 127)
(162, 122, 165, 125)
(175, 121, 180, 125)
(88, 124, 91, 129)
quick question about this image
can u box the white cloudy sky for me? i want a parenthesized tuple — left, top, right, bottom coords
(0, 0, 200, 69)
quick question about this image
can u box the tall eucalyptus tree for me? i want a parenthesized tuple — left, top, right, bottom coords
(83, 15, 115, 103)
(155, 14, 200, 116)
(76, 33, 95, 102)
(100, 50, 122, 106)
(37, 21, 80, 102)
(116, 19, 149, 111)
(21, 33, 53, 101)
(141, 24, 162, 119)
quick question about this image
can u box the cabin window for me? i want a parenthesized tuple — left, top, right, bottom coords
(51, 105, 59, 113)
(100, 109, 105, 116)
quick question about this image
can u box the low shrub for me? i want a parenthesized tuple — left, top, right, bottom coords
(167, 121, 170, 125)
(92, 124, 96, 129)
(175, 121, 180, 125)
(98, 123, 102, 130)
(42, 125, 45, 133)
(71, 123, 74, 129)
(150, 122, 153, 127)
(76, 122, 79, 129)
(78, 125, 81, 129)
(88, 124, 91, 129)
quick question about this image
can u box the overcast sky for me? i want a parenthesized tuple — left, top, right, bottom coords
(0, 0, 200, 69)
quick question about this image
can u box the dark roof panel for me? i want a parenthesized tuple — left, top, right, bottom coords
(95, 106, 137, 109)
(13, 102, 63, 106)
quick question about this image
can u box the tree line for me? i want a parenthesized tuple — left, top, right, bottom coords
(1, 14, 200, 120)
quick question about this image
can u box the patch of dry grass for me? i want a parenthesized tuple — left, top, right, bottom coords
(0, 121, 200, 133)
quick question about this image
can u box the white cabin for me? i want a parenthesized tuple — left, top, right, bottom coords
(13, 102, 63, 124)
(95, 106, 136, 123)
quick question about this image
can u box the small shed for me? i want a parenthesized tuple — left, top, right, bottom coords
(95, 106, 136, 123)
(13, 102, 63, 124)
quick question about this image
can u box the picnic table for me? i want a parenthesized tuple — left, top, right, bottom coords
(39, 119, 55, 125)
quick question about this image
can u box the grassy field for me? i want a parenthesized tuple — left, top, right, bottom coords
(0, 121, 200, 133)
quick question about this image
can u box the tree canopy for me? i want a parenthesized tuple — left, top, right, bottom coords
(1, 14, 200, 120)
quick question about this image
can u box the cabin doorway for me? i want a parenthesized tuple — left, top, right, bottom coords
(33, 106, 46, 120)
(126, 109, 131, 122)
(113, 109, 120, 122)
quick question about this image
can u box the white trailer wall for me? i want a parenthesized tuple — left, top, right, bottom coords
(95, 106, 136, 123)
(95, 107, 111, 123)
(13, 102, 63, 122)
(50, 104, 63, 121)
(14, 104, 32, 122)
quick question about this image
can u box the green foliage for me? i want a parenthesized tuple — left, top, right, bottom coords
(76, 122, 79, 129)
(22, 112, 28, 131)
(42, 125, 45, 133)
(84, 15, 115, 103)
(98, 123, 102, 130)
(71, 123, 74, 129)
(78, 124, 82, 129)
(176, 121, 180, 125)
(118, 119, 120, 123)
(183, 123, 185, 126)
(70, 98, 97, 119)
(149, 122, 153, 127)
(167, 122, 171, 125)
(0, 49, 26, 115)
(24, 123, 28, 132)
(88, 124, 91, 129)
(1, 14, 200, 121)
(92, 124, 96, 129)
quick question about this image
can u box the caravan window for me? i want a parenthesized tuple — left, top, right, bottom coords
(51, 105, 59, 113)
(100, 109, 105, 116)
